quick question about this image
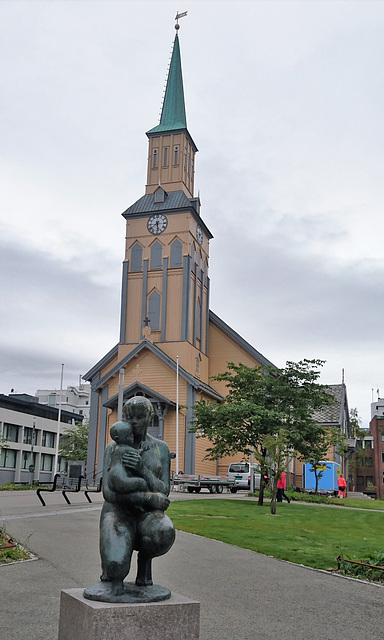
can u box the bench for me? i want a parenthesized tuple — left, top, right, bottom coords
(36, 474, 85, 506)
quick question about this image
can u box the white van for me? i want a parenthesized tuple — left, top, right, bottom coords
(227, 462, 261, 493)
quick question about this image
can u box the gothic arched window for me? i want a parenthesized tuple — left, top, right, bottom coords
(148, 291, 161, 331)
(170, 238, 182, 268)
(150, 241, 162, 270)
(131, 243, 142, 272)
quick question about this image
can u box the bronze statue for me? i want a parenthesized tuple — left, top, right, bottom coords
(84, 396, 175, 603)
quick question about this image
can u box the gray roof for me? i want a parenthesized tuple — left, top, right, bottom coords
(121, 191, 213, 240)
(313, 384, 348, 426)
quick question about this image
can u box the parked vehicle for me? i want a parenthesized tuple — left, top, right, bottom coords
(302, 461, 340, 496)
(227, 462, 261, 493)
(173, 474, 235, 493)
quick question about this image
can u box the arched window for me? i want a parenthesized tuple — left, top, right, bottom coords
(190, 242, 195, 264)
(197, 251, 201, 270)
(174, 145, 179, 165)
(148, 291, 161, 331)
(195, 297, 201, 341)
(150, 241, 162, 270)
(153, 149, 158, 168)
(131, 243, 142, 272)
(170, 238, 182, 268)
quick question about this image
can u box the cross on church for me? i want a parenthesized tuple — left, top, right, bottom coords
(143, 316, 151, 327)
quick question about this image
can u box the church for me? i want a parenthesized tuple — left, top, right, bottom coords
(84, 26, 275, 481)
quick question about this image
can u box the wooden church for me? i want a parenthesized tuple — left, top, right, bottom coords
(84, 26, 275, 481)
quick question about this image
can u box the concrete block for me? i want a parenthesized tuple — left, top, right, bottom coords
(58, 588, 200, 640)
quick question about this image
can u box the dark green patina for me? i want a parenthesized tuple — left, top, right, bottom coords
(84, 396, 175, 603)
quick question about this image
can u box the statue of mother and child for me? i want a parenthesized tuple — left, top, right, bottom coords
(84, 396, 175, 603)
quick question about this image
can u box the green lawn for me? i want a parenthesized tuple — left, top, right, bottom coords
(168, 499, 384, 571)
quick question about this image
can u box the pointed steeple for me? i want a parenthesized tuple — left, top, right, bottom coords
(146, 33, 187, 135)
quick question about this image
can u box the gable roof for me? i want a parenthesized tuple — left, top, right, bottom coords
(103, 381, 176, 410)
(88, 340, 223, 402)
(313, 384, 350, 428)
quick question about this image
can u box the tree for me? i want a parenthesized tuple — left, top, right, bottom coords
(59, 421, 89, 463)
(0, 434, 9, 453)
(193, 359, 336, 513)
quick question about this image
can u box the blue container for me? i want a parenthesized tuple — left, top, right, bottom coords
(303, 461, 340, 492)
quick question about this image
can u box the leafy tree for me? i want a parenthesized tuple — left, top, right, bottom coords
(0, 434, 9, 452)
(59, 421, 89, 463)
(193, 359, 336, 512)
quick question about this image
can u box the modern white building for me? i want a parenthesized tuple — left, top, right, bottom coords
(371, 397, 384, 420)
(35, 383, 91, 421)
(0, 393, 83, 485)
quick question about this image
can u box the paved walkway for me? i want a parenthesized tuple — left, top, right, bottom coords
(1, 490, 384, 640)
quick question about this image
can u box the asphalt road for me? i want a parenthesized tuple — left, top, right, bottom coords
(1, 489, 384, 640)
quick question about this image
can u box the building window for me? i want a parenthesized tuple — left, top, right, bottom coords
(0, 448, 16, 468)
(42, 431, 55, 448)
(174, 145, 179, 165)
(381, 434, 384, 442)
(365, 440, 372, 449)
(148, 291, 161, 331)
(3, 423, 19, 443)
(150, 241, 162, 270)
(357, 475, 364, 486)
(382, 452, 384, 464)
(366, 476, 374, 485)
(131, 243, 143, 272)
(49, 394, 56, 406)
(153, 149, 158, 168)
(170, 238, 182, 268)
(163, 147, 168, 166)
(154, 187, 165, 204)
(40, 454, 53, 472)
(23, 427, 36, 445)
(365, 457, 373, 467)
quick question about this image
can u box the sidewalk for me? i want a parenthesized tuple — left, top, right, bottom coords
(1, 490, 384, 640)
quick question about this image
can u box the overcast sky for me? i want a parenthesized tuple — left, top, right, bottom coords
(1, 0, 383, 427)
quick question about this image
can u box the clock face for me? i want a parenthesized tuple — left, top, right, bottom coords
(196, 224, 203, 246)
(147, 214, 168, 235)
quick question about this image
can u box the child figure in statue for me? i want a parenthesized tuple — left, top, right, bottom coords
(84, 396, 175, 603)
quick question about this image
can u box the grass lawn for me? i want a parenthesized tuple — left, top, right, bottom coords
(167, 499, 384, 571)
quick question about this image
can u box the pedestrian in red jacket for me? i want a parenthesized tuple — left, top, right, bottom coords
(337, 474, 347, 498)
(276, 472, 290, 503)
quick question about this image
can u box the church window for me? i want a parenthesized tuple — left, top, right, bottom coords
(174, 146, 179, 165)
(131, 243, 142, 272)
(195, 298, 201, 341)
(150, 241, 162, 270)
(187, 155, 191, 175)
(197, 251, 201, 270)
(190, 243, 195, 263)
(163, 147, 168, 166)
(153, 149, 158, 168)
(148, 291, 160, 331)
(170, 238, 182, 267)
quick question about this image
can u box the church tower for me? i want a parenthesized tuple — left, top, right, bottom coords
(85, 22, 274, 481)
(118, 28, 212, 380)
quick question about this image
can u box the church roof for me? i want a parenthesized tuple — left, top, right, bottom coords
(146, 33, 187, 135)
(122, 190, 193, 216)
(312, 384, 349, 426)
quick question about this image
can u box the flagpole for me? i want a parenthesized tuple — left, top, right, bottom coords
(53, 363, 64, 477)
(176, 355, 179, 475)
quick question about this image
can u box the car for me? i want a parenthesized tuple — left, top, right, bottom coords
(227, 462, 261, 493)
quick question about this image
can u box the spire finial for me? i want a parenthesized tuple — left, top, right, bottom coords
(175, 11, 188, 30)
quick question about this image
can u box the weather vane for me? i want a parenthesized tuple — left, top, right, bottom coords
(175, 10, 188, 30)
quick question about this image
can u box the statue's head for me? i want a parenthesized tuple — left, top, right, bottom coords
(122, 396, 153, 437)
(110, 421, 134, 446)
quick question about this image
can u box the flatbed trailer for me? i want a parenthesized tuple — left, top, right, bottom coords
(173, 474, 236, 494)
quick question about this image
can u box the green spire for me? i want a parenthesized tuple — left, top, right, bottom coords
(146, 34, 187, 135)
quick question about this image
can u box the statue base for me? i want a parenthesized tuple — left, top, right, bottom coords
(58, 588, 200, 640)
(84, 580, 171, 603)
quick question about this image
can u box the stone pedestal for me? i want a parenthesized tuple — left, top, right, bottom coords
(58, 588, 200, 640)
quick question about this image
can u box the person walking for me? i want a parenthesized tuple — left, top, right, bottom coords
(276, 471, 290, 503)
(337, 474, 347, 498)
